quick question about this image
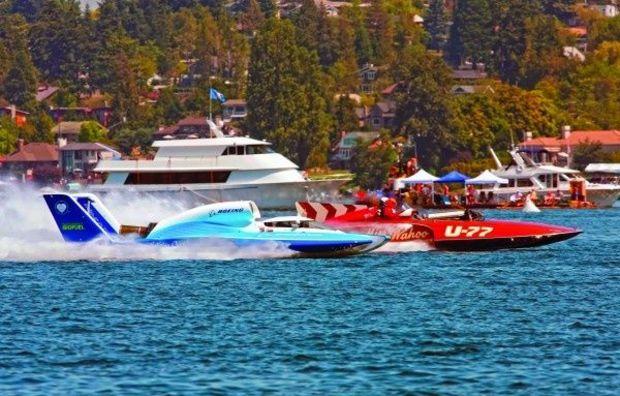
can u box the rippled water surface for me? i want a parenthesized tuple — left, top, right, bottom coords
(1, 202, 619, 394)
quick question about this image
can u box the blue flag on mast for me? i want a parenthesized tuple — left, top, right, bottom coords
(210, 88, 226, 102)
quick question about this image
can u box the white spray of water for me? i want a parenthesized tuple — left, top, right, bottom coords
(375, 240, 434, 253)
(0, 182, 292, 262)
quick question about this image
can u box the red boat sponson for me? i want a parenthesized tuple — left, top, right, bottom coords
(296, 202, 582, 252)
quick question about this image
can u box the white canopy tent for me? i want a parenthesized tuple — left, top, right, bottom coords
(465, 170, 509, 185)
(402, 169, 439, 184)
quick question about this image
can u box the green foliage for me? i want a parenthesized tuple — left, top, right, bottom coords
(0, 116, 20, 155)
(332, 96, 360, 143)
(350, 131, 397, 189)
(394, 52, 454, 168)
(156, 88, 184, 125)
(448, 0, 493, 66)
(112, 127, 154, 154)
(537, 42, 620, 129)
(28, 0, 90, 90)
(572, 141, 607, 170)
(246, 18, 331, 168)
(425, 0, 448, 50)
(590, 15, 620, 49)
(78, 121, 108, 143)
(30, 111, 55, 143)
(3, 45, 38, 110)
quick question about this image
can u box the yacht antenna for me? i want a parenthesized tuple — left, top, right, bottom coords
(488, 146, 502, 169)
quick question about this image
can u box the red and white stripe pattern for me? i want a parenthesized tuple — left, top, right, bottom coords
(296, 202, 368, 222)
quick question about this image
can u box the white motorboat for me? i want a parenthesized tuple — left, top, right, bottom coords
(480, 148, 620, 208)
(88, 121, 347, 209)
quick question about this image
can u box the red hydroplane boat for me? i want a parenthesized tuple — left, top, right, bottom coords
(296, 202, 581, 251)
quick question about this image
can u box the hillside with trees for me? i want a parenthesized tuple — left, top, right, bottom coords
(0, 0, 618, 178)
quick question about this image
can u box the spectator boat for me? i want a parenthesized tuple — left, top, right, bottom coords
(42, 193, 388, 258)
(481, 148, 620, 208)
(87, 121, 347, 209)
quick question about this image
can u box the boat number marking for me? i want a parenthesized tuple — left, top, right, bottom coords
(444, 226, 494, 238)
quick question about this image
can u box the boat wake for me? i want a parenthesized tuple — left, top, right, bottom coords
(0, 182, 292, 262)
(375, 240, 435, 253)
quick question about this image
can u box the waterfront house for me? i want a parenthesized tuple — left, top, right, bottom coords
(59, 142, 121, 176)
(2, 140, 59, 182)
(519, 128, 620, 165)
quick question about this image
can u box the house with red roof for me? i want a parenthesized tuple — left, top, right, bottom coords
(519, 128, 620, 165)
(2, 140, 60, 182)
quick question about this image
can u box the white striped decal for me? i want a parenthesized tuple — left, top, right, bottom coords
(296, 202, 368, 222)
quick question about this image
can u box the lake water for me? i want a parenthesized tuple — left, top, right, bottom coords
(1, 187, 619, 394)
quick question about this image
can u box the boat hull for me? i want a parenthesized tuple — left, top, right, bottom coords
(296, 202, 582, 252)
(88, 179, 347, 210)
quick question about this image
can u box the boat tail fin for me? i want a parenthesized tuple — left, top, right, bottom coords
(295, 202, 368, 222)
(43, 193, 117, 242)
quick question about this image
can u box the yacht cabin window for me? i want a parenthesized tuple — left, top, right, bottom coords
(124, 171, 231, 185)
(221, 145, 274, 156)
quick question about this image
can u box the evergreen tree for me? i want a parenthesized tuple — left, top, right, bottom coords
(494, 0, 544, 84)
(293, 0, 321, 53)
(425, 0, 447, 50)
(239, 0, 265, 34)
(332, 96, 360, 141)
(343, 0, 373, 65)
(246, 19, 331, 168)
(394, 53, 454, 168)
(541, 0, 577, 21)
(3, 32, 38, 110)
(9, 0, 41, 22)
(447, 0, 493, 67)
(368, 0, 396, 65)
(156, 88, 184, 124)
(29, 0, 90, 90)
(0, 117, 20, 155)
(109, 52, 141, 123)
(258, 0, 277, 18)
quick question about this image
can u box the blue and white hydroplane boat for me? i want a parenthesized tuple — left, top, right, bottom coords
(43, 193, 388, 257)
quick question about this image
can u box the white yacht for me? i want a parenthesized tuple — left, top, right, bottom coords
(88, 122, 347, 209)
(481, 148, 620, 208)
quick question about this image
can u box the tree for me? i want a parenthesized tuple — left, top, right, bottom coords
(0, 117, 20, 155)
(246, 19, 331, 168)
(447, 0, 493, 67)
(78, 121, 108, 142)
(258, 0, 277, 17)
(113, 127, 154, 154)
(368, 0, 396, 65)
(589, 15, 620, 50)
(3, 42, 38, 110)
(239, 0, 265, 34)
(572, 140, 607, 170)
(332, 96, 360, 143)
(350, 131, 397, 189)
(494, 0, 545, 84)
(29, 0, 90, 89)
(156, 87, 184, 124)
(30, 111, 55, 143)
(541, 1, 577, 20)
(394, 53, 455, 168)
(425, 0, 448, 50)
